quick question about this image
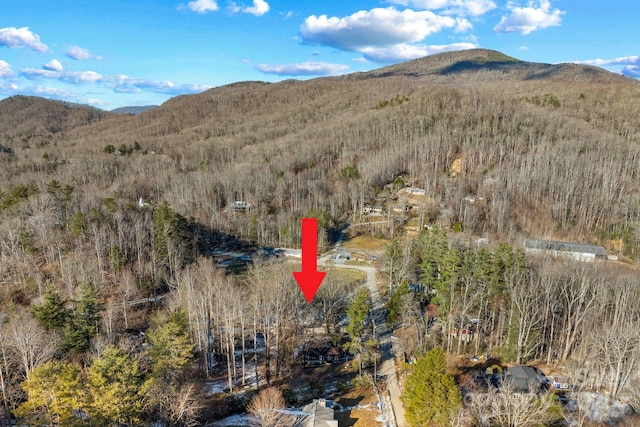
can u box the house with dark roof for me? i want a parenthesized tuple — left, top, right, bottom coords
(524, 238, 608, 262)
(302, 345, 348, 366)
(503, 365, 546, 393)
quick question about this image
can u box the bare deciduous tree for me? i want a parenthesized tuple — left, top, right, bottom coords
(8, 311, 58, 379)
(166, 382, 204, 427)
(586, 321, 640, 398)
(247, 386, 293, 427)
(464, 382, 563, 427)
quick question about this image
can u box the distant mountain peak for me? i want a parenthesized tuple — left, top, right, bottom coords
(111, 105, 158, 115)
(0, 95, 109, 136)
(364, 48, 627, 84)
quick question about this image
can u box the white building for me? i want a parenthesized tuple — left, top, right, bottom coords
(523, 238, 608, 262)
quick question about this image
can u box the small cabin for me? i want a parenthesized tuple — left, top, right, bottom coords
(302, 345, 348, 366)
(406, 187, 426, 195)
(233, 201, 250, 211)
(363, 205, 384, 215)
(549, 375, 571, 391)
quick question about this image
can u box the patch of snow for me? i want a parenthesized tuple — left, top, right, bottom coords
(204, 381, 227, 395)
(566, 392, 634, 425)
(278, 248, 302, 258)
(280, 409, 309, 416)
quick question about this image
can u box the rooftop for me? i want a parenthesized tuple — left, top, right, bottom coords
(524, 238, 607, 256)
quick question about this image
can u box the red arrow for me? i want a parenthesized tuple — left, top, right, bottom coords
(293, 218, 326, 303)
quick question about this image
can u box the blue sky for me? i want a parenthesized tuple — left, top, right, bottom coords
(1, 0, 638, 109)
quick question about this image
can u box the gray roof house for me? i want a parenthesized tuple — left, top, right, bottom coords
(293, 399, 338, 427)
(523, 238, 608, 262)
(504, 365, 544, 393)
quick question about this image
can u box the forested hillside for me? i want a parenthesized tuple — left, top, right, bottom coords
(3, 49, 640, 252)
(2, 48, 640, 425)
(0, 95, 110, 138)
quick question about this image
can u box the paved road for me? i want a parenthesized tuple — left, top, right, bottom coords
(284, 225, 408, 427)
(318, 258, 407, 427)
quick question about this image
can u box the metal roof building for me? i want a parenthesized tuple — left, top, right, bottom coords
(524, 238, 608, 262)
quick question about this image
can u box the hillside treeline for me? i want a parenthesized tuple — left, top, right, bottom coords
(3, 58, 640, 256)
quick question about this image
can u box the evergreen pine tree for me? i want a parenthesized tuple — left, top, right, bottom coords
(146, 310, 194, 380)
(387, 282, 410, 325)
(16, 361, 83, 426)
(62, 281, 102, 353)
(401, 347, 461, 427)
(32, 286, 68, 331)
(345, 289, 370, 375)
(86, 345, 144, 425)
(419, 226, 449, 292)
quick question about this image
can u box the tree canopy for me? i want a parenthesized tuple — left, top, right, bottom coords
(401, 347, 461, 427)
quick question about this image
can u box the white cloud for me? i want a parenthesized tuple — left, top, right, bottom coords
(0, 83, 19, 94)
(85, 98, 107, 107)
(43, 59, 64, 72)
(20, 68, 102, 83)
(573, 56, 640, 79)
(20, 68, 59, 79)
(184, 0, 268, 16)
(31, 86, 72, 97)
(243, 0, 269, 16)
(387, 0, 497, 16)
(100, 74, 209, 95)
(0, 60, 13, 78)
(301, 7, 471, 53)
(622, 66, 640, 78)
(59, 71, 104, 84)
(574, 56, 640, 67)
(65, 45, 102, 60)
(494, 0, 564, 35)
(0, 83, 109, 106)
(20, 66, 210, 95)
(179, 0, 219, 13)
(255, 61, 349, 76)
(454, 17, 473, 32)
(0, 27, 48, 52)
(227, 2, 241, 13)
(360, 42, 476, 62)
(0, 83, 88, 102)
(460, 33, 478, 43)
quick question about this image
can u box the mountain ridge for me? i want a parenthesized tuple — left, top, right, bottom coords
(0, 95, 111, 137)
(111, 105, 158, 115)
(362, 49, 630, 84)
(1, 49, 634, 135)
(2, 48, 640, 248)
